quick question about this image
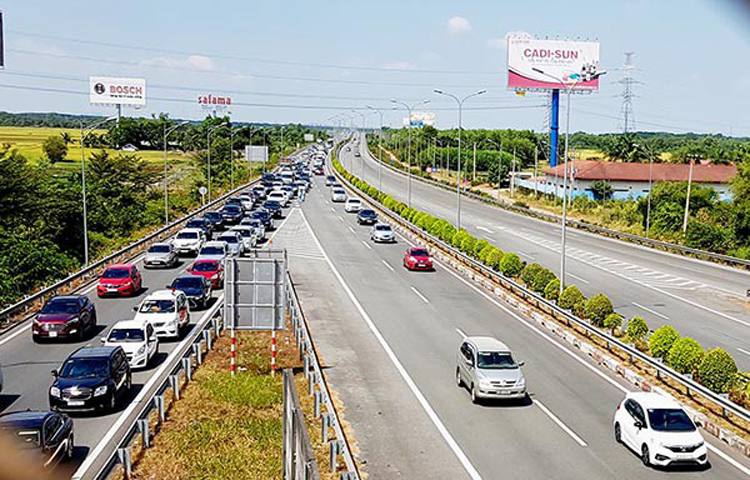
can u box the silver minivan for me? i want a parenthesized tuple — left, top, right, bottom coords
(456, 336, 526, 403)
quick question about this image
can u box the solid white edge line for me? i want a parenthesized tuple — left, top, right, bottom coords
(298, 209, 483, 480)
(738, 347, 750, 357)
(381, 259, 394, 272)
(72, 294, 225, 479)
(631, 301, 670, 321)
(707, 444, 750, 476)
(533, 399, 588, 447)
(410, 286, 430, 304)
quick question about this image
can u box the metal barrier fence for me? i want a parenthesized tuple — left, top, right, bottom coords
(333, 145, 750, 427)
(361, 138, 750, 269)
(73, 294, 226, 480)
(286, 272, 360, 480)
(283, 369, 321, 480)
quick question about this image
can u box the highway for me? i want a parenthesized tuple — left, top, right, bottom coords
(282, 166, 750, 478)
(342, 135, 750, 370)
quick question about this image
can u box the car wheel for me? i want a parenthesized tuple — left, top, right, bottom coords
(470, 384, 479, 404)
(66, 433, 75, 460)
(641, 445, 650, 467)
(614, 423, 622, 444)
(456, 369, 463, 388)
(78, 325, 85, 342)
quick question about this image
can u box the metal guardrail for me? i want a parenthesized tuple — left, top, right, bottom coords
(361, 137, 750, 269)
(74, 293, 226, 480)
(283, 369, 321, 480)
(333, 145, 750, 427)
(286, 272, 360, 480)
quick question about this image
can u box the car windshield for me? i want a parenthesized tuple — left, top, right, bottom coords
(186, 220, 204, 228)
(103, 268, 129, 278)
(148, 245, 170, 253)
(233, 230, 251, 237)
(139, 299, 175, 313)
(108, 328, 145, 342)
(333, 189, 345, 194)
(201, 247, 224, 255)
(265, 201, 280, 207)
(220, 236, 239, 244)
(205, 212, 222, 221)
(647, 408, 696, 432)
(411, 249, 429, 257)
(177, 232, 198, 239)
(173, 277, 204, 289)
(60, 358, 109, 378)
(360, 210, 375, 216)
(192, 262, 218, 272)
(41, 299, 79, 314)
(348, 199, 361, 204)
(223, 206, 241, 213)
(375, 225, 391, 231)
(477, 352, 517, 370)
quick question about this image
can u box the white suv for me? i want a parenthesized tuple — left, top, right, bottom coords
(132, 290, 190, 339)
(614, 392, 708, 468)
(173, 228, 205, 256)
(332, 188, 347, 203)
(344, 198, 362, 213)
(268, 190, 289, 207)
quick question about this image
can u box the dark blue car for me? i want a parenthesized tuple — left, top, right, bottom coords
(262, 200, 283, 218)
(168, 275, 212, 309)
(250, 209, 274, 230)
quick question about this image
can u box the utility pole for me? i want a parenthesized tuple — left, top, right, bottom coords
(682, 157, 695, 233)
(473, 141, 477, 183)
(534, 145, 539, 199)
(619, 52, 639, 133)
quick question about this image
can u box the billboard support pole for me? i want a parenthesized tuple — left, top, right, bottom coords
(550, 89, 560, 168)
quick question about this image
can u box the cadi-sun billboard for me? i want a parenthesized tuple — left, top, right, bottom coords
(507, 37, 600, 91)
(89, 76, 146, 106)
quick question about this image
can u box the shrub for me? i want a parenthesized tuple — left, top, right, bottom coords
(478, 244, 494, 264)
(531, 268, 556, 294)
(626, 317, 649, 343)
(421, 215, 437, 231)
(499, 252, 522, 277)
(43, 135, 68, 163)
(429, 219, 447, 236)
(485, 248, 505, 270)
(559, 285, 585, 311)
(394, 202, 407, 215)
(698, 348, 738, 393)
(440, 224, 457, 243)
(604, 313, 623, 334)
(452, 229, 469, 248)
(667, 337, 704, 375)
(461, 235, 477, 255)
(572, 300, 587, 318)
(584, 294, 614, 327)
(473, 239, 490, 259)
(649, 325, 680, 359)
(544, 278, 561, 302)
(520, 263, 543, 286)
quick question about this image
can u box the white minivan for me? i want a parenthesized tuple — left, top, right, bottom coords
(456, 336, 526, 403)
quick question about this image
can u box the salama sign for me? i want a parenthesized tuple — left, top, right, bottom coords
(198, 94, 232, 112)
(507, 37, 600, 91)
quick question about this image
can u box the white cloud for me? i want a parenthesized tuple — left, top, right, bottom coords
(380, 61, 416, 71)
(141, 55, 215, 71)
(446, 16, 472, 35)
(187, 55, 215, 71)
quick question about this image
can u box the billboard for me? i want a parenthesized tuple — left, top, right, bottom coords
(304, 133, 314, 142)
(89, 76, 146, 105)
(245, 145, 269, 162)
(402, 111, 436, 128)
(507, 37, 600, 91)
(198, 94, 232, 113)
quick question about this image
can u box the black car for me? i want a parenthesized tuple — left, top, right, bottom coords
(262, 173, 276, 183)
(0, 410, 74, 467)
(250, 209, 273, 229)
(186, 218, 213, 237)
(204, 211, 225, 230)
(49, 346, 131, 413)
(33, 295, 97, 342)
(262, 200, 283, 218)
(220, 205, 243, 224)
(226, 197, 243, 209)
(168, 275, 212, 309)
(251, 186, 267, 200)
(357, 209, 379, 225)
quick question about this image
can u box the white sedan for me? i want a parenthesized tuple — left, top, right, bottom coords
(103, 319, 159, 369)
(344, 198, 362, 212)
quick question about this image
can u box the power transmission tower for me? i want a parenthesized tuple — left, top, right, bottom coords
(618, 52, 640, 133)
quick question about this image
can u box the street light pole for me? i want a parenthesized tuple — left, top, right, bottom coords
(366, 106, 394, 192)
(163, 120, 189, 226)
(79, 115, 117, 266)
(433, 89, 487, 230)
(390, 99, 430, 208)
(683, 156, 696, 233)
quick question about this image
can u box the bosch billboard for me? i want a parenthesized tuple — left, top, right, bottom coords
(89, 76, 146, 106)
(507, 37, 600, 91)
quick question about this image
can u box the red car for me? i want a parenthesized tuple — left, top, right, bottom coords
(97, 264, 142, 297)
(187, 260, 224, 288)
(403, 247, 434, 271)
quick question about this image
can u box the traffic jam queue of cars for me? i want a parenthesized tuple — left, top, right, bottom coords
(2, 150, 320, 470)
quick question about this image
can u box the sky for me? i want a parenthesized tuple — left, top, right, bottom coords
(4, 0, 750, 135)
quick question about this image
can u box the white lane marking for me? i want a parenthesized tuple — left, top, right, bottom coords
(566, 272, 590, 285)
(476, 226, 494, 234)
(518, 251, 534, 260)
(411, 286, 430, 304)
(298, 210, 482, 480)
(738, 348, 750, 357)
(455, 328, 467, 339)
(361, 240, 373, 250)
(534, 399, 588, 447)
(348, 226, 356, 234)
(650, 285, 750, 328)
(706, 444, 750, 477)
(381, 260, 395, 272)
(338, 216, 344, 222)
(0, 324, 31, 347)
(72, 294, 224, 479)
(330, 207, 335, 212)
(631, 302, 669, 320)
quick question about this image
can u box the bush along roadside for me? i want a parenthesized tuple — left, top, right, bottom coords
(332, 154, 749, 407)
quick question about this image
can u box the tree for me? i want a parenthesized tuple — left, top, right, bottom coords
(604, 313, 623, 335)
(590, 180, 613, 201)
(648, 325, 679, 359)
(667, 337, 704, 375)
(626, 317, 649, 344)
(559, 285, 585, 311)
(585, 294, 614, 327)
(60, 132, 72, 145)
(697, 348, 738, 393)
(499, 253, 522, 277)
(603, 133, 649, 163)
(42, 135, 68, 163)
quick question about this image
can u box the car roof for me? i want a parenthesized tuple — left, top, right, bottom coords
(0, 410, 55, 427)
(204, 241, 227, 247)
(626, 392, 681, 409)
(466, 336, 511, 352)
(144, 289, 181, 300)
(179, 228, 203, 234)
(192, 259, 220, 267)
(106, 264, 133, 270)
(49, 295, 85, 302)
(149, 242, 172, 247)
(70, 346, 119, 359)
(217, 232, 240, 238)
(110, 319, 148, 330)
